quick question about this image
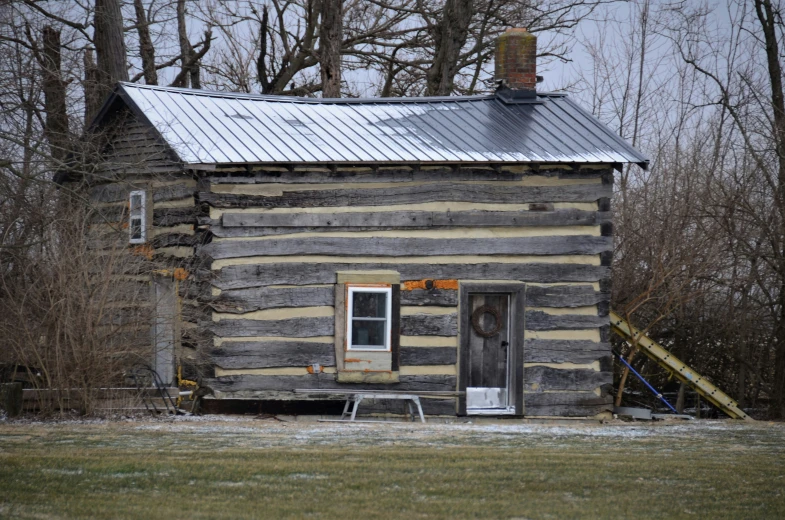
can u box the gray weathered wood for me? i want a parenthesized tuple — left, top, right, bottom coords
(524, 310, 607, 330)
(153, 207, 197, 226)
(525, 285, 608, 308)
(209, 286, 334, 313)
(400, 314, 458, 336)
(204, 316, 334, 337)
(222, 211, 433, 228)
(399, 346, 457, 366)
(524, 366, 611, 392)
(523, 340, 610, 364)
(523, 391, 612, 416)
(204, 374, 457, 392)
(202, 236, 612, 260)
(401, 286, 608, 308)
(211, 263, 610, 290)
(220, 209, 609, 229)
(153, 183, 194, 203)
(205, 166, 605, 185)
(199, 183, 611, 209)
(210, 341, 334, 369)
(356, 397, 456, 416)
(400, 289, 458, 306)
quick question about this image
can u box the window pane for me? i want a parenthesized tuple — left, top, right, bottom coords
(130, 217, 143, 240)
(130, 193, 143, 212)
(352, 291, 387, 318)
(351, 319, 386, 347)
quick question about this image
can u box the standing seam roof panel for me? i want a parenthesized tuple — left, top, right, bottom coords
(156, 90, 236, 163)
(447, 101, 535, 162)
(188, 94, 272, 163)
(525, 101, 622, 163)
(391, 103, 480, 162)
(319, 104, 415, 162)
(355, 103, 452, 162)
(291, 103, 389, 162)
(507, 102, 599, 163)
(273, 102, 354, 162)
(233, 99, 309, 162)
(112, 83, 648, 166)
(485, 102, 559, 162)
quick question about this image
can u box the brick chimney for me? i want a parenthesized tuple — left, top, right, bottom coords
(495, 28, 538, 100)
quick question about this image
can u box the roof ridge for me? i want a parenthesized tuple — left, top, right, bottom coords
(117, 82, 566, 104)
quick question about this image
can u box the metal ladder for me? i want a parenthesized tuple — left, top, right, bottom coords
(610, 311, 752, 420)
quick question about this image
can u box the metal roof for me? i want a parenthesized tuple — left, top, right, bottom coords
(107, 82, 648, 167)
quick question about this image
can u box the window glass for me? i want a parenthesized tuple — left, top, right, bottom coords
(347, 286, 391, 351)
(352, 291, 386, 318)
(130, 217, 143, 240)
(351, 320, 386, 347)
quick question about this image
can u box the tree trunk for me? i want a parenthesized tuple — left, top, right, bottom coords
(133, 0, 158, 85)
(94, 0, 128, 99)
(425, 0, 472, 96)
(319, 0, 343, 98)
(614, 348, 637, 408)
(176, 0, 202, 89)
(40, 26, 69, 163)
(676, 381, 686, 414)
(754, 0, 785, 419)
(83, 49, 102, 126)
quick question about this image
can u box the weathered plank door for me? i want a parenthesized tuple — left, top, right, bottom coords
(151, 275, 176, 386)
(459, 284, 525, 415)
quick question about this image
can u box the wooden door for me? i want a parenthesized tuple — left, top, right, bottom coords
(465, 293, 511, 411)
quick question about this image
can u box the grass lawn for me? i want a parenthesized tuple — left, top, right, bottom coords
(0, 417, 783, 519)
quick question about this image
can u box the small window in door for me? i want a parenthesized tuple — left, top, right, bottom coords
(129, 190, 146, 244)
(346, 285, 392, 351)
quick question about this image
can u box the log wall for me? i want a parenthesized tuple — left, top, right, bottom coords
(84, 107, 206, 383)
(198, 164, 615, 417)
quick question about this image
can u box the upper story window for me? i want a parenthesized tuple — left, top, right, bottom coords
(346, 285, 392, 351)
(129, 190, 146, 244)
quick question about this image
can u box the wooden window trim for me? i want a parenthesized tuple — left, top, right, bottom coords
(129, 190, 147, 244)
(346, 284, 393, 352)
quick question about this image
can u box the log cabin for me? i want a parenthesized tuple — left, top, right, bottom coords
(63, 28, 647, 418)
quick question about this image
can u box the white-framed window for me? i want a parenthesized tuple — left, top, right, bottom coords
(129, 190, 146, 244)
(346, 285, 392, 351)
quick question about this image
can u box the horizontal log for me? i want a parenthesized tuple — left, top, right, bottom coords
(401, 286, 608, 308)
(525, 285, 608, 307)
(400, 289, 458, 306)
(356, 397, 456, 416)
(524, 366, 611, 392)
(153, 183, 195, 203)
(524, 311, 607, 330)
(220, 209, 609, 229)
(200, 183, 611, 209)
(399, 347, 457, 366)
(523, 391, 612, 417)
(523, 340, 610, 364)
(204, 374, 456, 393)
(153, 207, 197, 226)
(210, 341, 334, 369)
(212, 263, 609, 290)
(401, 314, 458, 336)
(204, 316, 334, 337)
(202, 236, 612, 260)
(206, 167, 608, 185)
(210, 286, 334, 313)
(151, 233, 198, 249)
(206, 168, 527, 185)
